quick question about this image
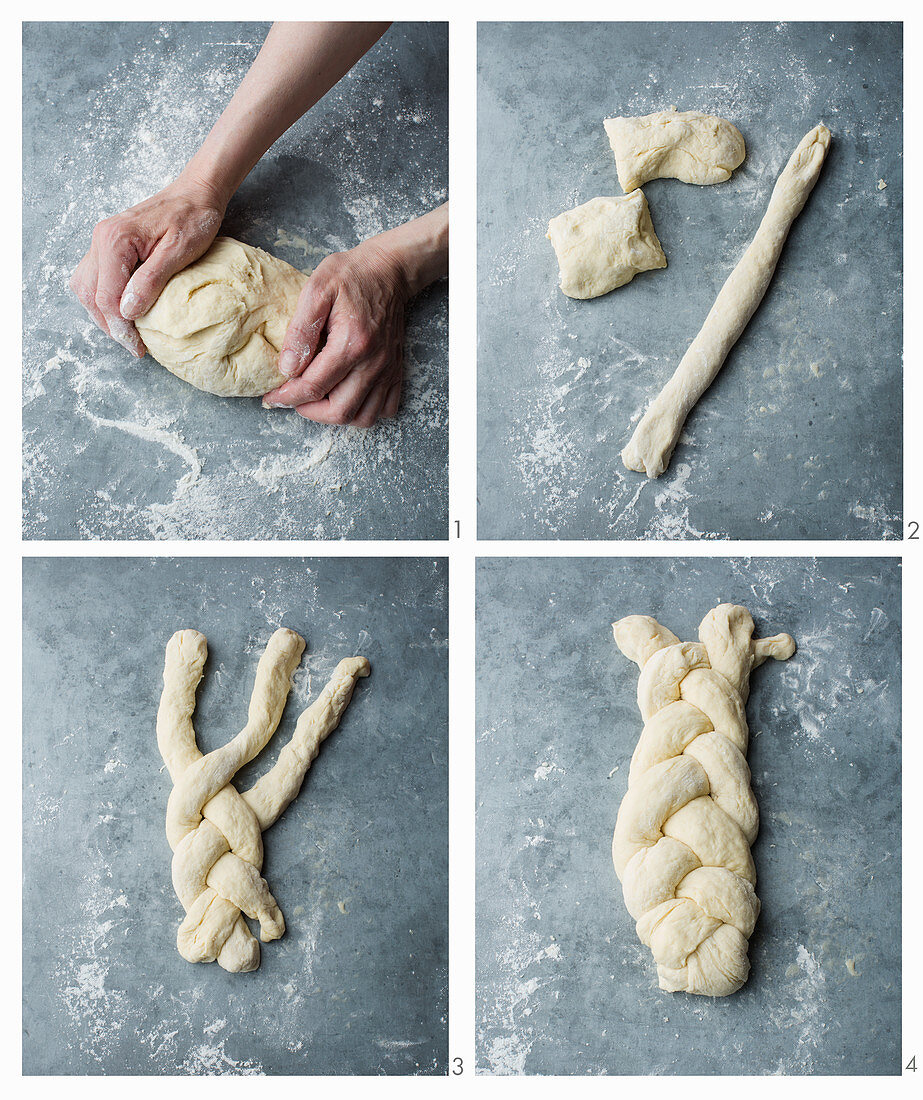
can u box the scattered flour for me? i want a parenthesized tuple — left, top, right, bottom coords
(24, 24, 447, 541)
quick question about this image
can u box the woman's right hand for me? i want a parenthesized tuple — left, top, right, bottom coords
(69, 179, 227, 357)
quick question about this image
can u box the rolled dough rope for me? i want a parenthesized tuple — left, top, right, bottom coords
(612, 604, 795, 996)
(622, 123, 832, 478)
(157, 627, 370, 972)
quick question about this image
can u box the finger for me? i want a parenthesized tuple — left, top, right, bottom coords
(278, 279, 335, 379)
(119, 233, 212, 320)
(293, 369, 372, 426)
(381, 380, 402, 419)
(70, 253, 110, 335)
(349, 382, 389, 428)
(263, 328, 354, 407)
(95, 235, 145, 357)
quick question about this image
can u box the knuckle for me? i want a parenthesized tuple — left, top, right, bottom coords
(92, 217, 121, 246)
(347, 328, 375, 359)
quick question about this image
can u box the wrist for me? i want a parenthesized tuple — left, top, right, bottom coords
(364, 208, 449, 297)
(172, 160, 235, 214)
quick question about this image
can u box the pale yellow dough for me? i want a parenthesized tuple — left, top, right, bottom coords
(612, 604, 795, 996)
(546, 191, 667, 299)
(622, 123, 831, 477)
(135, 237, 309, 397)
(604, 108, 746, 192)
(156, 627, 369, 972)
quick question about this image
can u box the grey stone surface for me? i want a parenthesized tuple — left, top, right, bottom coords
(23, 556, 448, 1075)
(477, 22, 902, 540)
(23, 22, 448, 540)
(476, 556, 900, 1074)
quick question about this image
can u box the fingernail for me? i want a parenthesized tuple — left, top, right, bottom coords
(261, 400, 286, 409)
(120, 281, 141, 319)
(278, 350, 299, 377)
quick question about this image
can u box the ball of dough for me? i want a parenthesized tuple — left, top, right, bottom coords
(546, 191, 667, 300)
(135, 236, 310, 397)
(604, 109, 746, 192)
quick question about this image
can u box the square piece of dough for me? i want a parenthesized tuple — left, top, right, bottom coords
(546, 191, 666, 300)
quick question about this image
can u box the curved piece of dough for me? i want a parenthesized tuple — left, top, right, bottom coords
(546, 191, 666, 299)
(604, 108, 746, 192)
(156, 627, 370, 972)
(621, 123, 831, 478)
(612, 603, 795, 996)
(135, 237, 309, 397)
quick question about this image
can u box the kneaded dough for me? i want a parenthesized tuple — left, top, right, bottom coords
(135, 237, 309, 397)
(604, 108, 746, 192)
(546, 191, 667, 299)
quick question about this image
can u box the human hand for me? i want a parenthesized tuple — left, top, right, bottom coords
(69, 179, 227, 358)
(264, 204, 448, 426)
(263, 240, 408, 427)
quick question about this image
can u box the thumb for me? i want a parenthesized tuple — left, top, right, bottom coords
(119, 236, 212, 320)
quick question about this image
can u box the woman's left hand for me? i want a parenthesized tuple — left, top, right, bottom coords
(263, 240, 408, 426)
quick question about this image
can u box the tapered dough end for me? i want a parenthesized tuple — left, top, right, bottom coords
(265, 627, 307, 660)
(613, 615, 680, 668)
(788, 123, 832, 182)
(341, 655, 371, 678)
(754, 632, 797, 664)
(621, 433, 670, 480)
(167, 628, 209, 667)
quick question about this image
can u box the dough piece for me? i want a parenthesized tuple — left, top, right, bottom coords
(622, 123, 831, 478)
(547, 191, 667, 299)
(156, 627, 370, 972)
(612, 604, 795, 996)
(135, 237, 309, 397)
(604, 108, 746, 192)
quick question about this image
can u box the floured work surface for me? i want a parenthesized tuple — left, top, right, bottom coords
(23, 22, 448, 540)
(476, 22, 901, 540)
(23, 557, 448, 1075)
(475, 556, 900, 1074)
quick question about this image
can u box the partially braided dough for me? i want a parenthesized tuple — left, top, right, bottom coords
(157, 627, 369, 972)
(612, 604, 795, 996)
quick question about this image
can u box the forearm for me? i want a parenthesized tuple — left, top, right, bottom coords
(363, 203, 449, 297)
(177, 21, 390, 207)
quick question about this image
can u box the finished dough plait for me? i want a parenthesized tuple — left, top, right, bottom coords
(612, 604, 795, 996)
(157, 627, 369, 972)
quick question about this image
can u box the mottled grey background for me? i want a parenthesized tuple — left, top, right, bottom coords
(23, 557, 448, 1075)
(23, 22, 448, 540)
(476, 557, 900, 1074)
(478, 22, 902, 540)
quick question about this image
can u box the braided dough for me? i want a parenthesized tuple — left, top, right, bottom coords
(157, 627, 369, 972)
(612, 604, 795, 996)
(546, 191, 667, 299)
(604, 108, 746, 192)
(622, 123, 831, 477)
(135, 237, 309, 397)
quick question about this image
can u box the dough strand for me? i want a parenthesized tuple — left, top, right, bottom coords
(612, 604, 795, 996)
(621, 123, 831, 478)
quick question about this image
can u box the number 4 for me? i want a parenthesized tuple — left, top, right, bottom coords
(907, 1055, 917, 1071)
